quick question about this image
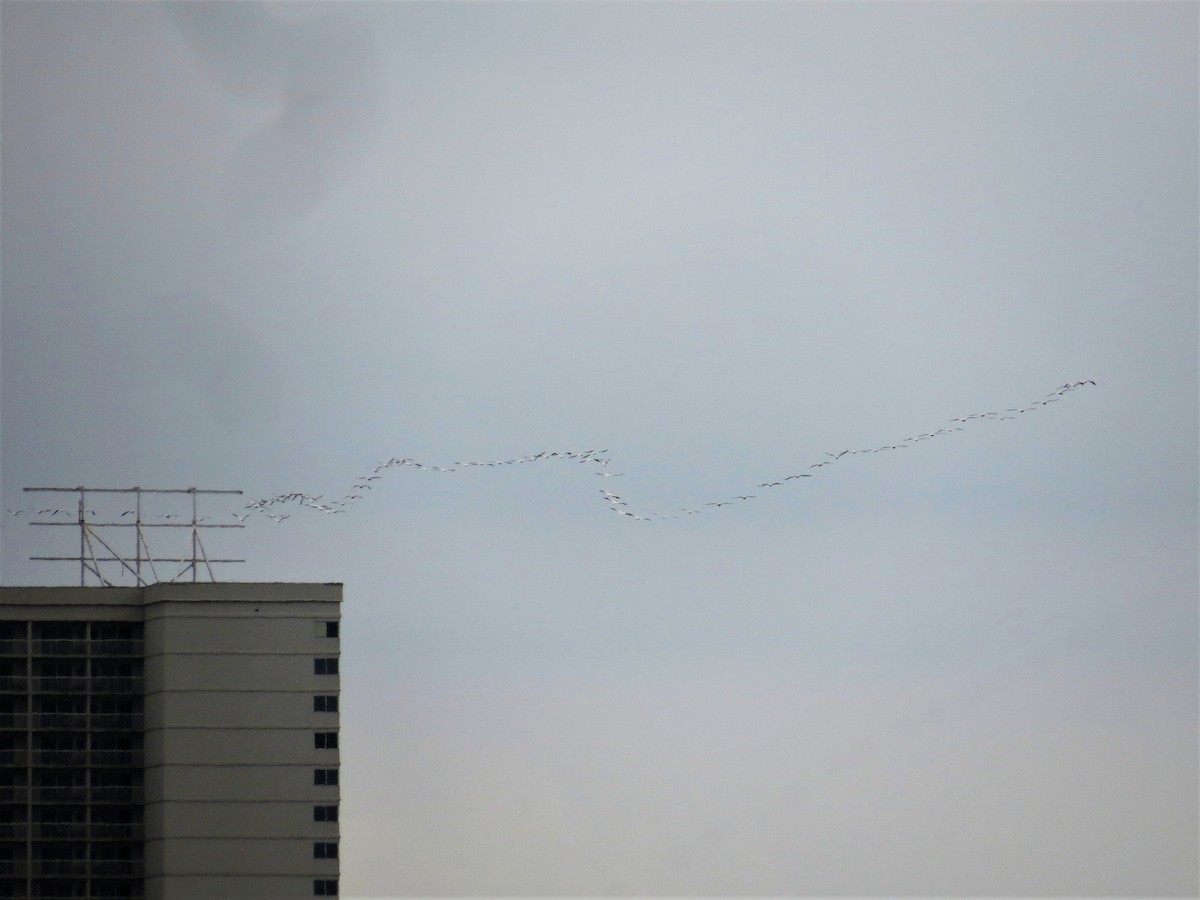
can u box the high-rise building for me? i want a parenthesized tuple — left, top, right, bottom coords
(0, 582, 342, 899)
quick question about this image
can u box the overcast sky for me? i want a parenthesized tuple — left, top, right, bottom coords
(1, 2, 1197, 896)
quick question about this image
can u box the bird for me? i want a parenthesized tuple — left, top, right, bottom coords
(235, 379, 1091, 526)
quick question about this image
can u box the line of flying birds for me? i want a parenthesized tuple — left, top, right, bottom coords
(7, 381, 1095, 525)
(243, 380, 1098, 523)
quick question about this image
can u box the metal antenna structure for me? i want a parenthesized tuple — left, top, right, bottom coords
(23, 486, 245, 586)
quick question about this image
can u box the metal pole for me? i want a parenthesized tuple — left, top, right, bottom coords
(191, 488, 198, 583)
(134, 489, 142, 585)
(78, 488, 85, 586)
(24, 486, 244, 584)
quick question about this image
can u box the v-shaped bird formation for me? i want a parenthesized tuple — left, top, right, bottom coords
(235, 380, 1096, 524)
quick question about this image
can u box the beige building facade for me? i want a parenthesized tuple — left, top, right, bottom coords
(0, 582, 342, 899)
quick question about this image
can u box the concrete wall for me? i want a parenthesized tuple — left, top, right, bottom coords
(144, 690, 340, 730)
(0, 586, 143, 621)
(140, 584, 342, 896)
(146, 803, 339, 839)
(145, 836, 339, 874)
(146, 614, 339, 655)
(145, 874, 331, 900)
(144, 727, 338, 767)
(145, 764, 339, 803)
(144, 652, 339, 693)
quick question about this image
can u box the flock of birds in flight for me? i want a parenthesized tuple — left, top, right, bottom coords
(242, 379, 1097, 523)
(8, 382, 1095, 526)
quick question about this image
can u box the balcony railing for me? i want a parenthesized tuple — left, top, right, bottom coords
(89, 750, 144, 767)
(0, 786, 29, 803)
(0, 750, 29, 766)
(90, 677, 143, 695)
(89, 714, 143, 731)
(89, 640, 143, 657)
(32, 822, 88, 840)
(90, 823, 144, 841)
(32, 750, 88, 767)
(31, 677, 89, 694)
(0, 639, 142, 658)
(32, 713, 88, 730)
(0, 823, 28, 840)
(31, 676, 144, 694)
(32, 787, 88, 803)
(0, 677, 27, 692)
(88, 786, 143, 804)
(0, 712, 144, 731)
(89, 860, 143, 877)
(32, 640, 88, 656)
(31, 861, 89, 878)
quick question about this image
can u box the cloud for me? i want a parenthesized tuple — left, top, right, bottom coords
(165, 3, 384, 227)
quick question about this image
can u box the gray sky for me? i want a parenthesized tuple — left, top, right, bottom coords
(2, 2, 1197, 896)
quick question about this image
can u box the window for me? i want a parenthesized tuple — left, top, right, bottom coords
(90, 843, 138, 862)
(313, 841, 338, 859)
(314, 732, 338, 750)
(91, 622, 140, 641)
(313, 695, 338, 713)
(325, 621, 339, 639)
(30, 880, 86, 899)
(33, 621, 86, 641)
(90, 807, 137, 826)
(90, 697, 136, 716)
(313, 805, 338, 822)
(35, 659, 86, 678)
(314, 769, 339, 786)
(34, 732, 86, 752)
(91, 883, 137, 899)
(34, 807, 85, 825)
(91, 772, 135, 788)
(90, 659, 142, 678)
(35, 771, 84, 789)
(314, 879, 338, 896)
(314, 658, 339, 675)
(36, 696, 85, 716)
